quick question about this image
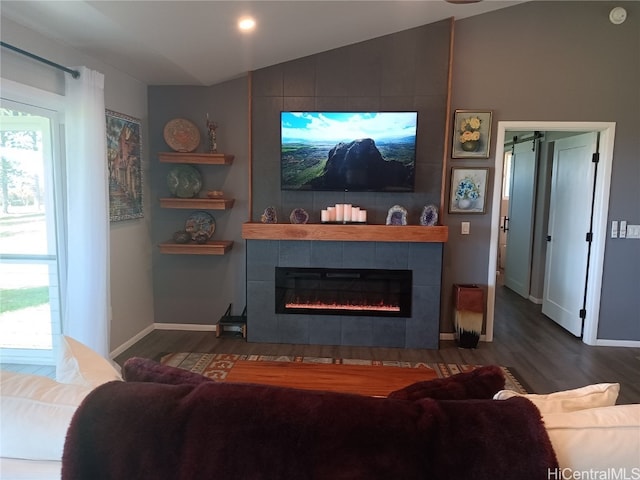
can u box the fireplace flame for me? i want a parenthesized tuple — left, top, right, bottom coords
(284, 301, 401, 312)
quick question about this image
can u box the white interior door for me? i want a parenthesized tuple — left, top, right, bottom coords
(542, 132, 598, 336)
(503, 141, 537, 298)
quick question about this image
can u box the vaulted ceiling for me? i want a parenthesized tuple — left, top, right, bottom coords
(1, 1, 525, 86)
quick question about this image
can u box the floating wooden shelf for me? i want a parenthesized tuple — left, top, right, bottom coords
(158, 152, 234, 165)
(158, 240, 234, 255)
(159, 197, 235, 210)
(242, 223, 448, 243)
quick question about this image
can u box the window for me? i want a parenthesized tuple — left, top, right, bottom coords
(0, 87, 65, 365)
(502, 151, 512, 200)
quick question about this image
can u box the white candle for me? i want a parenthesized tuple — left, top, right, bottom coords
(327, 206, 336, 222)
(343, 204, 352, 222)
(335, 204, 344, 222)
(358, 210, 367, 223)
(351, 206, 360, 222)
(321, 209, 329, 222)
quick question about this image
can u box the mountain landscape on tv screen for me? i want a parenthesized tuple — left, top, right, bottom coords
(281, 112, 417, 192)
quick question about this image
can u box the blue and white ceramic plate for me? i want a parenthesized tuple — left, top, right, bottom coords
(184, 211, 215, 240)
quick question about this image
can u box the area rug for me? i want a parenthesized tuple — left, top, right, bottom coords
(160, 352, 528, 396)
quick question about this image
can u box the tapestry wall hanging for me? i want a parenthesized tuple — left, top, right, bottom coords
(106, 110, 143, 222)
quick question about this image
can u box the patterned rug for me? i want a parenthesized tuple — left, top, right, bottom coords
(160, 352, 528, 394)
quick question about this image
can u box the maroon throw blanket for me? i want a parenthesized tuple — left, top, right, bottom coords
(62, 381, 557, 480)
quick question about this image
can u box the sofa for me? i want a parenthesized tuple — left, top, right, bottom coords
(1, 337, 639, 480)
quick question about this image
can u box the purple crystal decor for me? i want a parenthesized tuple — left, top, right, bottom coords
(385, 205, 408, 226)
(420, 205, 439, 226)
(289, 208, 309, 224)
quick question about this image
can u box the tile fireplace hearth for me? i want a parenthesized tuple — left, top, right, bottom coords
(246, 237, 443, 349)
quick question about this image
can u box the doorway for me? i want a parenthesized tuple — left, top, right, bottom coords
(486, 122, 615, 346)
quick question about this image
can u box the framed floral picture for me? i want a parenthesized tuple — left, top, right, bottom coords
(449, 167, 489, 214)
(451, 110, 492, 159)
(106, 110, 143, 222)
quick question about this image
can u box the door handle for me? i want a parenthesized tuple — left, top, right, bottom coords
(546, 235, 552, 242)
(502, 216, 510, 232)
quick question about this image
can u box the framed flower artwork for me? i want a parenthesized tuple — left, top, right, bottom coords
(451, 110, 492, 159)
(449, 167, 489, 214)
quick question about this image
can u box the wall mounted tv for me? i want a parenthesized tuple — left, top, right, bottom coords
(281, 111, 418, 192)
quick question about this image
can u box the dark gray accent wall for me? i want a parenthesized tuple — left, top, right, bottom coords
(446, 2, 640, 341)
(246, 240, 442, 348)
(148, 78, 249, 325)
(248, 20, 452, 347)
(251, 20, 451, 225)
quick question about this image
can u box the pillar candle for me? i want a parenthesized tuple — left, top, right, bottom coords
(321, 209, 329, 222)
(335, 204, 344, 222)
(343, 204, 352, 222)
(327, 206, 336, 222)
(358, 209, 367, 223)
(351, 206, 360, 222)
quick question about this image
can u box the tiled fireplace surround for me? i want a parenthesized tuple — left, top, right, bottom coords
(246, 239, 443, 349)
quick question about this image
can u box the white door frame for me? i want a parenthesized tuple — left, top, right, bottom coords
(486, 121, 615, 346)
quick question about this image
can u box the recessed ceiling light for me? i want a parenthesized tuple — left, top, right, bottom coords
(238, 17, 256, 32)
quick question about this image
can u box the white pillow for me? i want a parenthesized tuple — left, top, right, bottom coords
(543, 404, 640, 472)
(0, 370, 92, 461)
(55, 335, 122, 388)
(493, 383, 620, 413)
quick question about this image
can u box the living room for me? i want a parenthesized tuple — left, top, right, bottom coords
(1, 0, 638, 389)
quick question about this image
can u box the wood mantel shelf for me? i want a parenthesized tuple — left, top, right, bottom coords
(242, 223, 448, 243)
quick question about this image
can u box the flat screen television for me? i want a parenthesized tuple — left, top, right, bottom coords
(281, 111, 417, 192)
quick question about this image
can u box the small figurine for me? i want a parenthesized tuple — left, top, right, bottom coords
(206, 113, 218, 153)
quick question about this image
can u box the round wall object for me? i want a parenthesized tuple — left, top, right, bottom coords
(609, 7, 627, 25)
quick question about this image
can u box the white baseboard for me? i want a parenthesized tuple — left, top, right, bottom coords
(593, 339, 640, 348)
(528, 295, 543, 305)
(154, 323, 216, 332)
(110, 324, 155, 358)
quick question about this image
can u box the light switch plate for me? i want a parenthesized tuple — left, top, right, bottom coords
(461, 222, 470, 235)
(626, 224, 640, 239)
(620, 220, 627, 238)
(611, 220, 618, 238)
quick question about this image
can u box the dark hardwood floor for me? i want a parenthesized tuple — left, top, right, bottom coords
(115, 285, 640, 404)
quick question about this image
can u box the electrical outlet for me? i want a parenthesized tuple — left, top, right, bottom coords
(461, 222, 470, 235)
(626, 224, 640, 239)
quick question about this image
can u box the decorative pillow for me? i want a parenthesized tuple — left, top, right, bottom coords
(543, 404, 640, 472)
(56, 335, 122, 388)
(0, 370, 92, 461)
(387, 365, 505, 401)
(123, 357, 213, 385)
(493, 383, 620, 413)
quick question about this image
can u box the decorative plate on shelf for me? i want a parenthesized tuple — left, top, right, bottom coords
(163, 118, 201, 152)
(167, 165, 202, 198)
(185, 211, 216, 240)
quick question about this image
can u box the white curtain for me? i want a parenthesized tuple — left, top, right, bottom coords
(63, 66, 111, 358)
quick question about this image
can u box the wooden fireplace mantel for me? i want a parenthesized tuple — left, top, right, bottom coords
(242, 222, 448, 243)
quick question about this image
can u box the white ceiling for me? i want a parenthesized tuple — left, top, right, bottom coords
(1, 1, 525, 86)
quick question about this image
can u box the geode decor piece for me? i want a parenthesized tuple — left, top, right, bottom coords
(289, 208, 309, 224)
(420, 205, 439, 226)
(261, 206, 277, 224)
(386, 205, 408, 226)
